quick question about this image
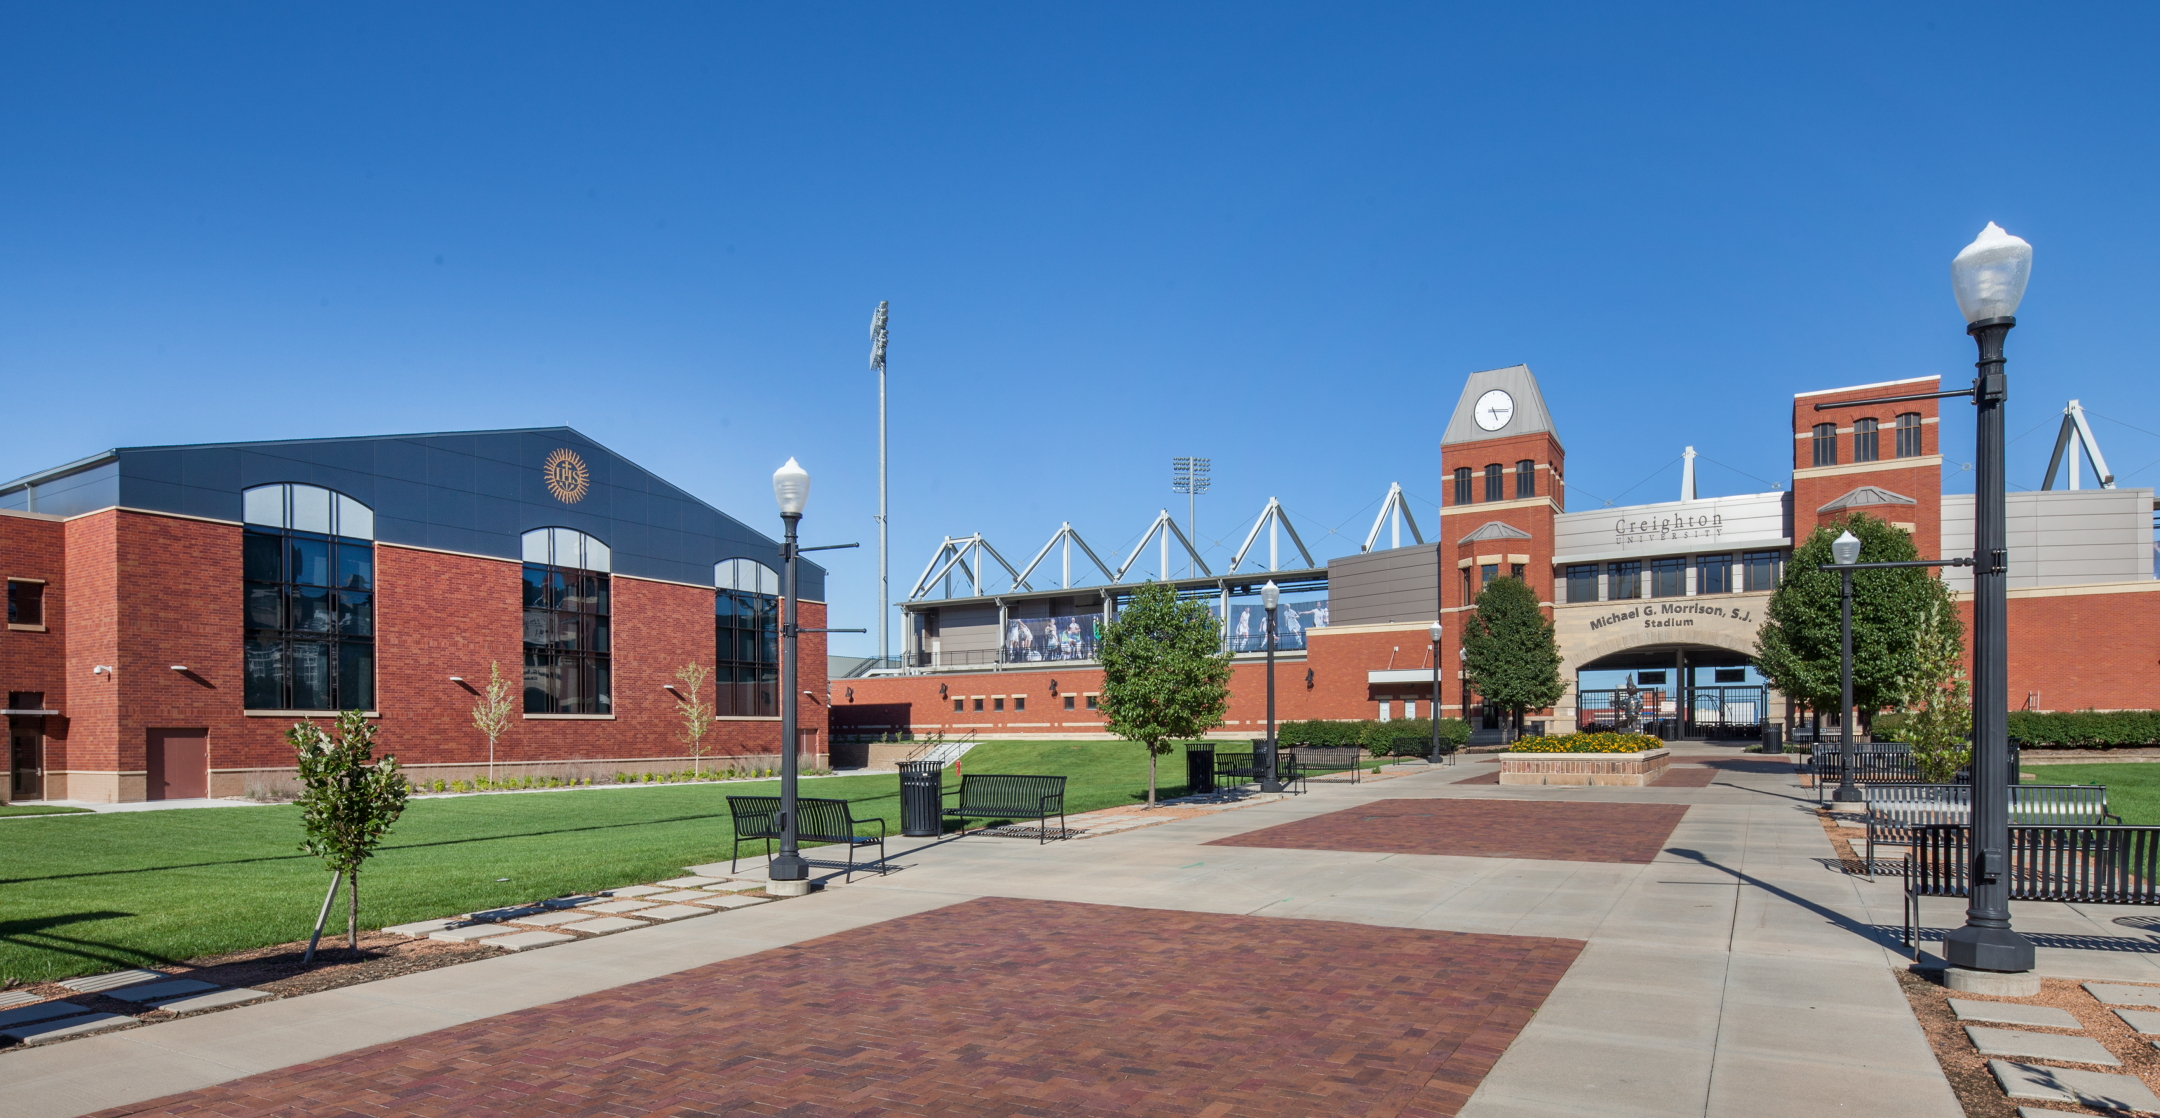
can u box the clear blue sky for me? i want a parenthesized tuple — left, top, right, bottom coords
(3, 5, 2155, 658)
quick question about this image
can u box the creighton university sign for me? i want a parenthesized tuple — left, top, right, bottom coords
(1589, 600, 1758, 633)
(1553, 490, 1790, 562)
(1612, 511, 1723, 547)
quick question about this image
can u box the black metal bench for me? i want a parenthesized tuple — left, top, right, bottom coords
(1904, 823, 2160, 953)
(726, 795, 887, 880)
(944, 774, 1068, 842)
(1285, 746, 1362, 784)
(1216, 743, 1305, 793)
(1811, 745, 1932, 805)
(1863, 784, 2120, 875)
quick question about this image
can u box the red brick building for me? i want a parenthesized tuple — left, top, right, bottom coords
(837, 365, 2160, 749)
(0, 429, 829, 804)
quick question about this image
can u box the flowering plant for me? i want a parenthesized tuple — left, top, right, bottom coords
(1507, 732, 1663, 754)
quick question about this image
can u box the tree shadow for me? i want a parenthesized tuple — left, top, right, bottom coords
(0, 910, 158, 972)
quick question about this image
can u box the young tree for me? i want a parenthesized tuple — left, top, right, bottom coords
(293, 711, 410, 953)
(1755, 514, 1937, 730)
(1899, 577, 1972, 782)
(471, 661, 515, 781)
(1461, 575, 1566, 743)
(1097, 581, 1232, 806)
(674, 662, 714, 777)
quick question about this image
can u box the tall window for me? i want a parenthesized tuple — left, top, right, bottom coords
(1895, 412, 1923, 458)
(243, 484, 375, 711)
(1515, 459, 1535, 498)
(1483, 463, 1504, 502)
(1650, 556, 1685, 597)
(1608, 560, 1642, 599)
(1453, 467, 1472, 506)
(1567, 564, 1599, 603)
(1697, 553, 1732, 594)
(523, 528, 611, 714)
(716, 558, 779, 717)
(1743, 550, 1783, 592)
(1480, 563, 1499, 586)
(1853, 417, 1879, 462)
(1811, 423, 1838, 467)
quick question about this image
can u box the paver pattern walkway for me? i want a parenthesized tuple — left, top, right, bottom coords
(1204, 798, 1690, 863)
(99, 896, 1582, 1118)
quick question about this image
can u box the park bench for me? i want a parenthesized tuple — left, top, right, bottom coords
(1862, 784, 2120, 875)
(1285, 745, 1363, 784)
(1216, 742, 1307, 793)
(1810, 745, 1926, 805)
(944, 774, 1068, 842)
(1903, 822, 2160, 955)
(726, 795, 888, 881)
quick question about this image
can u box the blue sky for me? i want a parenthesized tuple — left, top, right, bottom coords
(2, 5, 2155, 658)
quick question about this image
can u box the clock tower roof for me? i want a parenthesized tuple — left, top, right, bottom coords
(1441, 363, 1560, 447)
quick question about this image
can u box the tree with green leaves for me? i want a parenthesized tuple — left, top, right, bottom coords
(1462, 575, 1566, 743)
(293, 711, 409, 953)
(1899, 577, 1971, 782)
(1755, 514, 1938, 731)
(1097, 580, 1232, 805)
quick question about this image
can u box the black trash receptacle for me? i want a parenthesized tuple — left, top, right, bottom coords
(898, 761, 943, 837)
(1186, 743, 1216, 795)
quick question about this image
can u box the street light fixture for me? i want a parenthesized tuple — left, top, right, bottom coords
(768, 457, 812, 896)
(1260, 580, 1282, 793)
(1948, 222, 2036, 979)
(1429, 621, 1445, 763)
(1830, 530, 1863, 803)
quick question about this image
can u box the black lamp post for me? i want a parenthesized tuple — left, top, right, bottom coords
(1261, 580, 1281, 793)
(768, 457, 812, 896)
(1429, 621, 1444, 762)
(1830, 530, 1864, 803)
(1946, 222, 2037, 977)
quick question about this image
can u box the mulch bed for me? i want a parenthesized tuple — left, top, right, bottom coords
(1898, 967, 2160, 1117)
(92, 896, 1585, 1118)
(1205, 798, 1690, 863)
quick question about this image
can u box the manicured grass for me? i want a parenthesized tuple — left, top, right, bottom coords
(0, 740, 1203, 983)
(2022, 763, 2160, 825)
(0, 804, 91, 816)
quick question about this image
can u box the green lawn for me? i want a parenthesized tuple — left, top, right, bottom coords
(2025, 763, 2160, 825)
(0, 804, 90, 816)
(0, 740, 1206, 983)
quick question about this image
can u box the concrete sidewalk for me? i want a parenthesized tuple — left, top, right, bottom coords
(14, 741, 2158, 1116)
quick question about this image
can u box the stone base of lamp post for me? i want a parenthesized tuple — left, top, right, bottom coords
(1944, 966, 2041, 997)
(767, 878, 812, 897)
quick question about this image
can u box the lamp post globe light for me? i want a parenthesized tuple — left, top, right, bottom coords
(1260, 580, 1281, 794)
(1830, 530, 1863, 803)
(1946, 222, 2037, 979)
(1429, 622, 1444, 761)
(768, 457, 812, 896)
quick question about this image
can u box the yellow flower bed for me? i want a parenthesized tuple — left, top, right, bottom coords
(1507, 731, 1663, 754)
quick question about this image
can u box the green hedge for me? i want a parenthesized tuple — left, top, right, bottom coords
(1872, 710, 2160, 749)
(1275, 718, 1474, 755)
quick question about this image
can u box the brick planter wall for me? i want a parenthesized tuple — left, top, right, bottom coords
(1499, 748, 1670, 786)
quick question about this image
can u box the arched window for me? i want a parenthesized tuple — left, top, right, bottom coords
(1483, 463, 1504, 502)
(715, 559, 780, 717)
(1895, 412, 1923, 458)
(1515, 459, 1536, 499)
(1811, 423, 1838, 467)
(1853, 417, 1879, 462)
(522, 528, 611, 714)
(1452, 467, 1472, 506)
(243, 484, 375, 711)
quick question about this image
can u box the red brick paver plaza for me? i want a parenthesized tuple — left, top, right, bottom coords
(104, 897, 1584, 1118)
(1206, 798, 1690, 863)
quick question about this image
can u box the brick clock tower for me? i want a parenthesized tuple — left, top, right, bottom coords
(1438, 364, 1565, 721)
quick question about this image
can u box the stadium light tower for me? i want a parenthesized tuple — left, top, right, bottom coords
(1171, 457, 1211, 577)
(870, 302, 889, 668)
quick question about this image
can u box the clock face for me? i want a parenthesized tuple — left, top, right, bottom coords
(1474, 389, 1515, 432)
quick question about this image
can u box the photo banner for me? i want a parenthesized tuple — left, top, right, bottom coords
(1002, 614, 1104, 663)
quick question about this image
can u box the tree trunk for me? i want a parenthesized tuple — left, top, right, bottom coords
(1147, 749, 1157, 807)
(347, 869, 360, 952)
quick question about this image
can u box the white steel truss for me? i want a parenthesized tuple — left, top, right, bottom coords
(1229, 497, 1316, 572)
(2042, 399, 2117, 490)
(1015, 522, 1118, 590)
(1360, 482, 1426, 552)
(1116, 509, 1212, 582)
(907, 534, 1030, 601)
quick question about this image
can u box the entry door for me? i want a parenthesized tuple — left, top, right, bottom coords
(146, 729, 209, 800)
(9, 732, 40, 800)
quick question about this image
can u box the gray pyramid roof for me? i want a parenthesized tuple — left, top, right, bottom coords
(1441, 364, 1561, 447)
(1456, 520, 1536, 545)
(1817, 485, 1917, 513)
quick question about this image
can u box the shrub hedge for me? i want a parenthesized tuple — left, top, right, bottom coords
(1508, 731, 1663, 754)
(1872, 710, 2160, 749)
(1275, 718, 1474, 755)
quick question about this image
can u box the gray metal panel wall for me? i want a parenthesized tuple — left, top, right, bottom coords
(1942, 488, 2155, 591)
(931, 604, 1000, 653)
(1326, 545, 1441, 626)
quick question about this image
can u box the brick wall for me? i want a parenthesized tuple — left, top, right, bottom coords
(1791, 378, 1943, 559)
(0, 511, 70, 803)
